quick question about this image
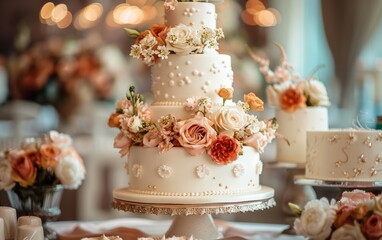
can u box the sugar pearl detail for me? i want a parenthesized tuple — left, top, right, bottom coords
(169, 80, 175, 87)
(169, 72, 175, 78)
(186, 60, 191, 65)
(167, 61, 173, 66)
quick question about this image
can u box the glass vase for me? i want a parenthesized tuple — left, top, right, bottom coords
(7, 184, 64, 239)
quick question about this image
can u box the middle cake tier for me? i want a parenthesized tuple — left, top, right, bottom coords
(151, 54, 233, 105)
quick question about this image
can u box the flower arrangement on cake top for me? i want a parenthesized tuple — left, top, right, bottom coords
(108, 86, 277, 164)
(289, 190, 382, 240)
(249, 43, 330, 112)
(0, 131, 86, 191)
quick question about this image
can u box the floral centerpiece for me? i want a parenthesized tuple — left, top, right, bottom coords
(289, 190, 382, 240)
(249, 43, 330, 112)
(108, 86, 277, 164)
(0, 131, 85, 223)
(126, 4, 224, 66)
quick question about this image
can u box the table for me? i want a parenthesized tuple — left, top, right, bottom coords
(46, 217, 305, 240)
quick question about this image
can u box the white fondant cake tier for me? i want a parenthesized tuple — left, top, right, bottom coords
(306, 129, 382, 182)
(126, 146, 262, 197)
(275, 107, 328, 163)
(113, 185, 274, 204)
(165, 2, 217, 30)
(151, 54, 233, 105)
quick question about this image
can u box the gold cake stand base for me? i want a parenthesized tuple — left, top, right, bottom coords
(112, 186, 276, 239)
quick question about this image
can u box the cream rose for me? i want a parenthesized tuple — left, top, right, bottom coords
(331, 222, 365, 240)
(45, 131, 73, 149)
(374, 196, 382, 216)
(303, 79, 330, 107)
(55, 156, 85, 190)
(176, 116, 216, 155)
(0, 159, 15, 190)
(294, 198, 336, 240)
(243, 132, 268, 153)
(166, 24, 200, 54)
(214, 106, 248, 136)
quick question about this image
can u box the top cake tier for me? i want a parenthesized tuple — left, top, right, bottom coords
(165, 2, 217, 30)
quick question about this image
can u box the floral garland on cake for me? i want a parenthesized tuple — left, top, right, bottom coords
(108, 86, 277, 165)
(289, 190, 382, 240)
(249, 43, 330, 112)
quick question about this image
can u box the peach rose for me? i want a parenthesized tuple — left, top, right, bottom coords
(39, 143, 61, 169)
(143, 130, 162, 148)
(244, 92, 264, 111)
(353, 204, 369, 220)
(362, 214, 382, 239)
(176, 116, 217, 156)
(11, 151, 37, 187)
(341, 190, 374, 205)
(208, 134, 241, 164)
(243, 132, 268, 153)
(279, 84, 307, 112)
(114, 132, 132, 157)
(217, 87, 233, 100)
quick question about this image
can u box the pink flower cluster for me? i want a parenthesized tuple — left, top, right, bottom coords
(293, 190, 382, 240)
(109, 89, 277, 165)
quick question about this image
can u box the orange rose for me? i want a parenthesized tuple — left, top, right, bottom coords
(352, 204, 368, 220)
(334, 204, 356, 228)
(208, 134, 241, 164)
(279, 85, 306, 112)
(11, 151, 37, 187)
(108, 113, 121, 128)
(150, 25, 168, 46)
(39, 144, 61, 169)
(217, 87, 234, 100)
(244, 92, 264, 111)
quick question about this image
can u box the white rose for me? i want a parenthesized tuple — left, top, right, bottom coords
(214, 106, 248, 135)
(294, 198, 336, 240)
(45, 131, 73, 148)
(55, 156, 85, 190)
(330, 222, 365, 240)
(0, 159, 15, 190)
(303, 79, 330, 107)
(127, 116, 142, 133)
(374, 196, 382, 216)
(166, 24, 200, 54)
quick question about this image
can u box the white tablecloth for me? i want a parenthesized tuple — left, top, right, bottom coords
(47, 217, 306, 240)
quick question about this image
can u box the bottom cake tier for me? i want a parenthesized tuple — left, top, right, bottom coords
(124, 146, 263, 200)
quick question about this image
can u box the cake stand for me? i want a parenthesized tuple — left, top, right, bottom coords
(294, 175, 382, 199)
(112, 186, 275, 239)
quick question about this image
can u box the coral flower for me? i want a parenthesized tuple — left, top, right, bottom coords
(208, 134, 241, 164)
(108, 113, 121, 128)
(279, 84, 306, 112)
(244, 92, 264, 111)
(39, 144, 61, 169)
(150, 25, 168, 46)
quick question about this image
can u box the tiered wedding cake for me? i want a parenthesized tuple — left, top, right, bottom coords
(109, 0, 277, 204)
(250, 44, 330, 164)
(306, 129, 382, 181)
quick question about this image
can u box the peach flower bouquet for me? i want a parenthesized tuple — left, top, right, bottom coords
(0, 131, 86, 191)
(249, 43, 330, 112)
(108, 86, 278, 165)
(289, 190, 382, 240)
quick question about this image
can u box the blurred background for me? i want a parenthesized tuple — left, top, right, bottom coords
(0, 0, 381, 224)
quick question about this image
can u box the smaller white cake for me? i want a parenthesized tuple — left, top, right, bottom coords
(276, 107, 328, 164)
(306, 129, 382, 181)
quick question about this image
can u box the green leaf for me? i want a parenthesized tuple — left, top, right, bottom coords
(124, 28, 140, 39)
